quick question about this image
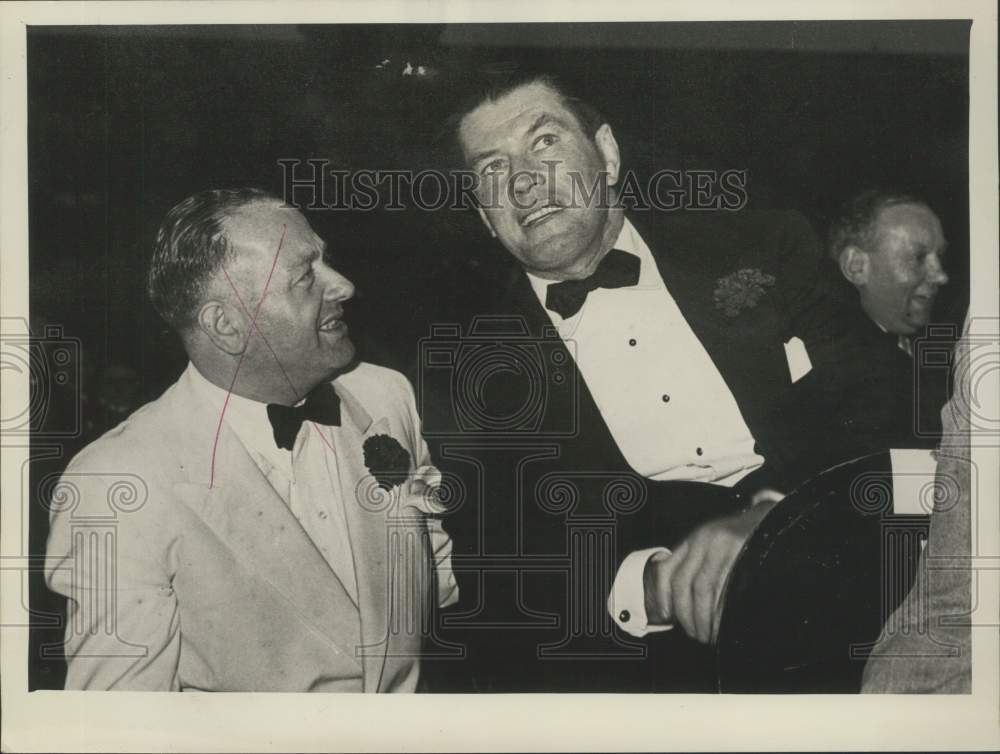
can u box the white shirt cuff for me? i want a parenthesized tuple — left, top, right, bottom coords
(608, 547, 674, 637)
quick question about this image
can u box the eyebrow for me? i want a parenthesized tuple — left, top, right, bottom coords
(290, 246, 322, 274)
(467, 112, 570, 167)
(527, 112, 568, 136)
(468, 146, 501, 169)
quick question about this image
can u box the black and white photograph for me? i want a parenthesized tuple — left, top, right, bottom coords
(2, 1, 998, 751)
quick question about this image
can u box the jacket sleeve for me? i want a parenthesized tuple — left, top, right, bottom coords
(44, 441, 181, 690)
(861, 331, 972, 692)
(394, 371, 460, 609)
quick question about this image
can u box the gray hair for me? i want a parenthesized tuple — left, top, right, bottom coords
(148, 187, 278, 330)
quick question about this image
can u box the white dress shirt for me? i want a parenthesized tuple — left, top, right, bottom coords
(527, 218, 764, 485)
(527, 219, 770, 637)
(187, 363, 359, 601)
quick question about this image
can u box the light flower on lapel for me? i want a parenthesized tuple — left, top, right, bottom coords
(713, 268, 776, 317)
(403, 464, 449, 516)
(362, 434, 411, 491)
(357, 458, 449, 517)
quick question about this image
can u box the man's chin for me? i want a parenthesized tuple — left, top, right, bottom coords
(522, 235, 597, 278)
(905, 307, 935, 332)
(318, 342, 357, 383)
(333, 343, 357, 371)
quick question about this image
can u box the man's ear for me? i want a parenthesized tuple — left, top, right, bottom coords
(594, 124, 621, 187)
(476, 206, 498, 238)
(196, 300, 246, 356)
(839, 245, 870, 286)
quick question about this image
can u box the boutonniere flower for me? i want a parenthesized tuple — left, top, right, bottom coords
(362, 434, 411, 491)
(713, 268, 776, 317)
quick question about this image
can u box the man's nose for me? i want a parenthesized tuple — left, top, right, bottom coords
(321, 265, 355, 302)
(926, 254, 949, 286)
(511, 170, 540, 198)
(510, 157, 545, 200)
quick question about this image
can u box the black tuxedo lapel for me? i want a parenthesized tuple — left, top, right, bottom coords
(500, 272, 633, 478)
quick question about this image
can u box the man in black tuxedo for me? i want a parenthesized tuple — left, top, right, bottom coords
(759, 190, 954, 485)
(827, 190, 952, 440)
(422, 70, 845, 691)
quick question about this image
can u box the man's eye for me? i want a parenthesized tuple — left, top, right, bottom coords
(532, 134, 558, 151)
(481, 158, 507, 176)
(299, 269, 315, 285)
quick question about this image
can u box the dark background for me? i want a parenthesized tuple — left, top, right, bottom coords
(27, 21, 970, 690)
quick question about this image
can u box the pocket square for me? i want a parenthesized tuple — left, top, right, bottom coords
(783, 337, 813, 383)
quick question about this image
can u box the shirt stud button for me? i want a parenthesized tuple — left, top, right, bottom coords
(696, 447, 704, 456)
(661, 394, 670, 403)
(619, 610, 630, 623)
(628, 338, 637, 346)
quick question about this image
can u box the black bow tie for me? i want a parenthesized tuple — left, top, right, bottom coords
(266, 382, 341, 451)
(544, 249, 641, 319)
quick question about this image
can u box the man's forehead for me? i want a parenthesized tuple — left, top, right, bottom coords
(459, 81, 575, 151)
(876, 203, 945, 245)
(224, 202, 320, 261)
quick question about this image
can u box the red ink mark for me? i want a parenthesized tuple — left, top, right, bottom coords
(219, 253, 343, 463)
(209, 224, 286, 488)
(221, 262, 300, 398)
(308, 420, 337, 454)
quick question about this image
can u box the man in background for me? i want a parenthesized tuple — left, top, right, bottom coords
(831, 190, 949, 344)
(762, 190, 954, 482)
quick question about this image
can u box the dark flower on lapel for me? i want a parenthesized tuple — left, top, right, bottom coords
(713, 268, 776, 317)
(362, 434, 411, 491)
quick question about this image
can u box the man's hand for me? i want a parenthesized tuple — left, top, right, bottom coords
(644, 496, 782, 644)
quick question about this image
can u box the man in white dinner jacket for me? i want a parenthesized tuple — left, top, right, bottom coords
(45, 188, 457, 691)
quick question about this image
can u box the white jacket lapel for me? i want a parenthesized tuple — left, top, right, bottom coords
(329, 384, 396, 693)
(168, 378, 364, 664)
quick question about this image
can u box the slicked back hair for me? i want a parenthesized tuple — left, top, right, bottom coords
(827, 188, 929, 263)
(148, 187, 277, 332)
(442, 64, 608, 168)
